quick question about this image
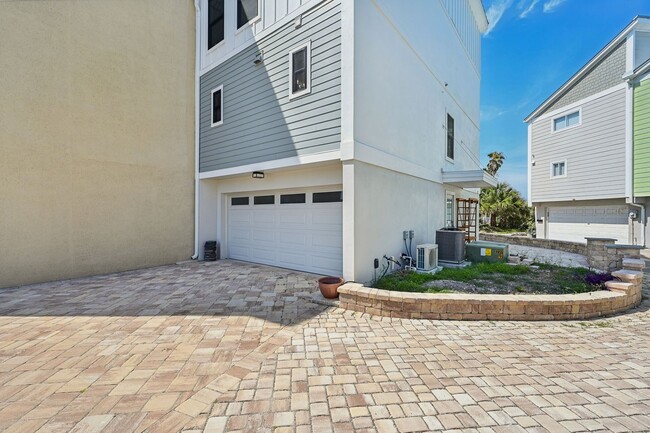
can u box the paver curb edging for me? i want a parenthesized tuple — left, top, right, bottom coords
(338, 264, 643, 321)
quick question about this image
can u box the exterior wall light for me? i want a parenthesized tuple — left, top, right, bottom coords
(252, 171, 265, 179)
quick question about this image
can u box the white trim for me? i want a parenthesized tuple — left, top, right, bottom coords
(550, 160, 567, 179)
(524, 17, 644, 123)
(342, 161, 355, 281)
(625, 56, 634, 199)
(340, 0, 354, 161)
(445, 191, 456, 228)
(527, 123, 532, 206)
(199, 150, 341, 179)
(210, 85, 224, 127)
(288, 40, 312, 100)
(468, 0, 488, 33)
(235, 0, 262, 32)
(193, 0, 202, 260)
(533, 83, 626, 122)
(550, 108, 582, 133)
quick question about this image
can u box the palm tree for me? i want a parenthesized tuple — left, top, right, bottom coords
(485, 151, 505, 176)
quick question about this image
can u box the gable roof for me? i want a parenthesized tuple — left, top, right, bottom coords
(524, 15, 650, 123)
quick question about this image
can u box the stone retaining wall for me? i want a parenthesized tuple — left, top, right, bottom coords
(338, 258, 644, 321)
(480, 233, 587, 256)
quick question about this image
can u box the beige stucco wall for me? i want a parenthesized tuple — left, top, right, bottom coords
(0, 1, 196, 288)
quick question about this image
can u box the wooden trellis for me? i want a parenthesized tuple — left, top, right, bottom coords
(456, 198, 478, 242)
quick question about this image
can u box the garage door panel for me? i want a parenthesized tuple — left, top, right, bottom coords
(228, 189, 342, 276)
(251, 229, 275, 244)
(229, 229, 251, 242)
(312, 233, 342, 250)
(277, 231, 308, 247)
(278, 210, 308, 226)
(548, 206, 629, 243)
(228, 210, 252, 225)
(252, 211, 276, 225)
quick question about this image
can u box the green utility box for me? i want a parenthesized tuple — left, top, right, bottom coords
(466, 241, 509, 263)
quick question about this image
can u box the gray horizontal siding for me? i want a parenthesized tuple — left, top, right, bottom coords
(199, 1, 341, 173)
(530, 88, 626, 203)
(540, 41, 626, 116)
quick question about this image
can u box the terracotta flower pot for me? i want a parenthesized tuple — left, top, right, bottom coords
(318, 277, 344, 299)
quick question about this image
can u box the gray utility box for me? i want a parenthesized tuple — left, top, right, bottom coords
(436, 229, 466, 263)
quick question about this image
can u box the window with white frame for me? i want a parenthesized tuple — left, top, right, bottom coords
(211, 86, 223, 127)
(446, 114, 455, 160)
(208, 0, 225, 50)
(289, 42, 311, 99)
(237, 0, 259, 29)
(445, 193, 455, 228)
(553, 110, 580, 132)
(551, 161, 566, 178)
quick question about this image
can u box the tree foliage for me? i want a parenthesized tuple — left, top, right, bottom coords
(485, 151, 505, 176)
(480, 182, 533, 231)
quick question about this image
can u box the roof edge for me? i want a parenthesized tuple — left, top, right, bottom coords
(469, 0, 489, 33)
(524, 16, 647, 123)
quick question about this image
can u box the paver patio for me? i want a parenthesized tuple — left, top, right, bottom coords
(0, 259, 649, 433)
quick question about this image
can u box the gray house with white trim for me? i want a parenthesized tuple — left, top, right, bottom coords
(194, 0, 495, 284)
(525, 16, 650, 246)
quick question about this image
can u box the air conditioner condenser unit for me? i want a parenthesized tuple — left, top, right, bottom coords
(416, 244, 439, 273)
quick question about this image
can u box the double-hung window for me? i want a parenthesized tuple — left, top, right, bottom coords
(553, 110, 580, 132)
(211, 86, 223, 127)
(208, 0, 224, 50)
(551, 161, 567, 178)
(289, 42, 311, 99)
(446, 114, 455, 160)
(237, 0, 259, 29)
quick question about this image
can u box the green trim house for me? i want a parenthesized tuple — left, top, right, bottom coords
(634, 74, 650, 197)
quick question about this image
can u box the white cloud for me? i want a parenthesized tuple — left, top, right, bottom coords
(485, 0, 514, 35)
(518, 0, 540, 18)
(543, 0, 566, 13)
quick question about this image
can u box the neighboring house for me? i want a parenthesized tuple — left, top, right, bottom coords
(195, 0, 494, 283)
(0, 1, 196, 289)
(525, 16, 650, 247)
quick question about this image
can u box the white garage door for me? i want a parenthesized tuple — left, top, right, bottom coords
(227, 189, 343, 276)
(547, 206, 629, 243)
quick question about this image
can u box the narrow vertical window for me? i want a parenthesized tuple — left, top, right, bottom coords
(211, 86, 223, 127)
(445, 193, 455, 228)
(237, 0, 259, 29)
(289, 42, 311, 98)
(446, 114, 455, 160)
(208, 0, 225, 50)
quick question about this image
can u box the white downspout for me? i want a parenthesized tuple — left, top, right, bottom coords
(628, 201, 646, 247)
(191, 0, 201, 259)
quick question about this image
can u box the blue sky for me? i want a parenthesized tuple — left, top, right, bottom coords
(480, 0, 649, 198)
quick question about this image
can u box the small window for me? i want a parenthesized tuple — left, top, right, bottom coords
(446, 114, 455, 160)
(254, 195, 275, 205)
(445, 193, 455, 228)
(289, 42, 311, 99)
(280, 193, 306, 204)
(553, 110, 580, 132)
(237, 0, 259, 29)
(211, 86, 223, 127)
(551, 161, 567, 178)
(208, 0, 225, 50)
(313, 191, 342, 203)
(231, 197, 249, 206)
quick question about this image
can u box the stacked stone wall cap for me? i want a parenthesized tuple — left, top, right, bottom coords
(611, 269, 643, 284)
(622, 258, 646, 271)
(604, 280, 635, 294)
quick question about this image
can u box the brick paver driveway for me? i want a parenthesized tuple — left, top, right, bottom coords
(1, 260, 649, 433)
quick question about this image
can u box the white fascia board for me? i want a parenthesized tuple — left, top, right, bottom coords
(468, 0, 488, 33)
(526, 123, 533, 206)
(531, 83, 626, 123)
(199, 150, 340, 179)
(524, 18, 640, 123)
(442, 170, 497, 188)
